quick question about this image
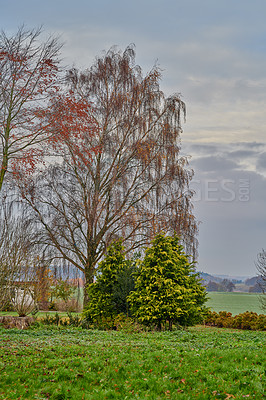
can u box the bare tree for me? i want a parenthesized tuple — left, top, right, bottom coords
(21, 45, 198, 306)
(255, 249, 266, 311)
(0, 26, 61, 192)
(0, 195, 51, 315)
(0, 199, 32, 313)
(0, 202, 18, 310)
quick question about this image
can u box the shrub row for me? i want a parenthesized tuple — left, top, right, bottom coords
(204, 311, 266, 331)
(38, 312, 83, 328)
(38, 312, 144, 332)
(36, 311, 265, 331)
(86, 314, 146, 332)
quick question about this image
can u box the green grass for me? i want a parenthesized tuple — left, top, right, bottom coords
(206, 292, 264, 315)
(0, 325, 265, 399)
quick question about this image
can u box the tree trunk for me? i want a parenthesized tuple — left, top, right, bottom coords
(83, 265, 95, 309)
(37, 263, 50, 310)
(0, 150, 8, 193)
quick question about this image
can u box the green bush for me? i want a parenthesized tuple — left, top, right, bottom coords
(50, 279, 75, 304)
(86, 313, 144, 332)
(83, 241, 137, 323)
(40, 312, 61, 326)
(129, 233, 208, 330)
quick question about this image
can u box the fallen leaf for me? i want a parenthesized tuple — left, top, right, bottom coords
(225, 394, 235, 399)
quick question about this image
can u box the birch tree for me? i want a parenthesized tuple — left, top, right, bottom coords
(21, 45, 198, 306)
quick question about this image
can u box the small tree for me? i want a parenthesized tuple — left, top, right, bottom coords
(35, 258, 53, 310)
(0, 197, 52, 315)
(0, 201, 33, 313)
(50, 279, 75, 308)
(220, 279, 235, 292)
(83, 241, 136, 322)
(11, 264, 37, 317)
(129, 233, 207, 330)
(207, 281, 220, 292)
(0, 218, 38, 316)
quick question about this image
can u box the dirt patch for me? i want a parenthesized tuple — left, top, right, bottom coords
(0, 316, 35, 329)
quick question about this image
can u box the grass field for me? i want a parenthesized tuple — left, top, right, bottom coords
(0, 292, 264, 320)
(206, 292, 264, 315)
(0, 325, 265, 399)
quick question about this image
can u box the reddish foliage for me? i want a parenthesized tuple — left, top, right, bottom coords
(1, 40, 99, 186)
(0, 29, 63, 190)
(44, 91, 100, 167)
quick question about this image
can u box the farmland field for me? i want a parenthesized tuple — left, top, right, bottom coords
(0, 325, 265, 399)
(206, 292, 264, 315)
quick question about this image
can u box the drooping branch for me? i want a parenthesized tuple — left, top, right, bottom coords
(20, 45, 198, 307)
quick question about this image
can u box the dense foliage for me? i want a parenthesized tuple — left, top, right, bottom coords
(83, 241, 136, 323)
(129, 233, 208, 330)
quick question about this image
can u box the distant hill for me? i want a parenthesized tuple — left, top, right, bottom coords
(244, 276, 262, 286)
(198, 272, 223, 284)
(212, 274, 250, 282)
(244, 276, 263, 293)
(198, 272, 263, 293)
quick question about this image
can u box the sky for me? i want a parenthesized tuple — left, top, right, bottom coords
(1, 0, 266, 278)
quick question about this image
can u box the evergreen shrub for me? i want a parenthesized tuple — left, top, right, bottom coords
(129, 233, 208, 330)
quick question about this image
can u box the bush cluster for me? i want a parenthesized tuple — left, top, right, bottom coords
(39, 312, 83, 328)
(205, 310, 266, 331)
(88, 314, 145, 332)
(37, 312, 144, 332)
(83, 234, 208, 330)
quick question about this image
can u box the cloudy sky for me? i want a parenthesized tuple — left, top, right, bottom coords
(1, 0, 266, 277)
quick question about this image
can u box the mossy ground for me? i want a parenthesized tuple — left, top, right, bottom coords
(0, 325, 265, 399)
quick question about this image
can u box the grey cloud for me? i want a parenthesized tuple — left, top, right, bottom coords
(192, 155, 239, 173)
(184, 142, 266, 175)
(192, 168, 266, 275)
(187, 143, 219, 155)
(256, 152, 266, 171)
(180, 76, 266, 107)
(234, 142, 265, 149)
(2, 0, 266, 278)
(229, 150, 258, 159)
